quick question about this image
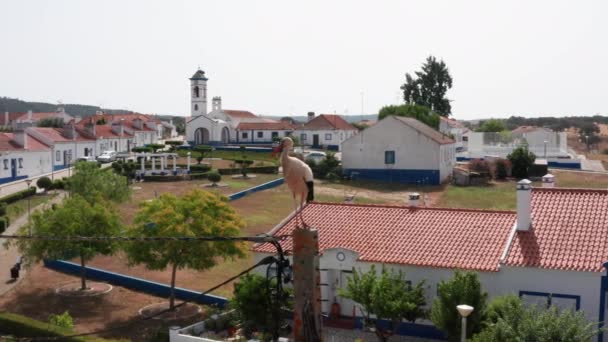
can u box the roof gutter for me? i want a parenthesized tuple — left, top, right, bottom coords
(499, 222, 518, 269)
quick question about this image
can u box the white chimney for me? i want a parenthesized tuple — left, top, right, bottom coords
(542, 173, 555, 188)
(14, 129, 28, 149)
(27, 110, 32, 121)
(408, 192, 420, 207)
(516, 179, 532, 231)
(307, 112, 315, 121)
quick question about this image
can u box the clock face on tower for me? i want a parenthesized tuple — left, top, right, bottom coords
(336, 251, 346, 262)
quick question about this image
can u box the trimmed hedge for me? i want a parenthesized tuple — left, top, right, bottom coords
(0, 312, 125, 341)
(0, 216, 8, 234)
(142, 174, 187, 182)
(218, 166, 278, 175)
(189, 172, 210, 180)
(190, 164, 211, 173)
(0, 202, 6, 216)
(0, 187, 36, 205)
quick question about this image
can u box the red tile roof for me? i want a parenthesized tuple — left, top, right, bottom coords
(29, 127, 96, 142)
(254, 202, 516, 272)
(94, 125, 133, 138)
(302, 114, 355, 131)
(236, 122, 295, 130)
(223, 110, 257, 119)
(505, 188, 608, 272)
(393, 116, 454, 145)
(1, 112, 70, 125)
(0, 133, 50, 151)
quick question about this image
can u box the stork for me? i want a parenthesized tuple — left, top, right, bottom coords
(272, 137, 314, 228)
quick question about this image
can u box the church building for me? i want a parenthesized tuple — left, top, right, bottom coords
(185, 69, 284, 145)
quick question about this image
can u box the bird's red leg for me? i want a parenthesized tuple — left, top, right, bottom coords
(293, 194, 301, 228)
(300, 192, 308, 229)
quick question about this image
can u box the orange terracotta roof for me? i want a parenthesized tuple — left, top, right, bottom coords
(236, 122, 295, 130)
(505, 188, 608, 272)
(223, 110, 257, 119)
(393, 116, 454, 145)
(94, 125, 133, 138)
(302, 114, 355, 131)
(28, 127, 95, 142)
(0, 133, 50, 151)
(253, 202, 515, 272)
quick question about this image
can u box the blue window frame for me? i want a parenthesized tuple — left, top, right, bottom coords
(519, 290, 580, 311)
(385, 151, 395, 164)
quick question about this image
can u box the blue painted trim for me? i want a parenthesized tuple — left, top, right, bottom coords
(519, 290, 581, 310)
(347, 316, 445, 340)
(228, 178, 284, 201)
(44, 260, 228, 307)
(53, 165, 68, 171)
(343, 168, 440, 185)
(547, 161, 581, 169)
(0, 175, 27, 185)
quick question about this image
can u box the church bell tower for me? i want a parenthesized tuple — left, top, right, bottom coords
(190, 69, 208, 116)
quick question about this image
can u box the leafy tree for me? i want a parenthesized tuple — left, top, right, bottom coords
(68, 162, 130, 204)
(38, 118, 65, 128)
(472, 295, 602, 341)
(125, 190, 246, 310)
(340, 265, 427, 342)
(378, 104, 440, 129)
(112, 160, 138, 185)
(15, 195, 122, 290)
(431, 271, 487, 342)
(36, 176, 53, 193)
(207, 170, 222, 186)
(507, 146, 536, 179)
(494, 159, 511, 180)
(234, 145, 253, 178)
(148, 143, 166, 153)
(193, 145, 213, 164)
(579, 122, 601, 150)
(476, 119, 507, 133)
(230, 274, 293, 339)
(401, 56, 453, 116)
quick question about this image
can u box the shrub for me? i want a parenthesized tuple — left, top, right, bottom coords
(469, 159, 491, 175)
(48, 311, 74, 330)
(493, 159, 510, 180)
(190, 164, 211, 173)
(0, 202, 7, 216)
(0, 216, 8, 234)
(36, 177, 53, 192)
(189, 172, 210, 180)
(208, 171, 222, 185)
(147, 143, 166, 152)
(603, 148, 608, 155)
(0, 187, 37, 205)
(52, 179, 66, 190)
(507, 146, 536, 179)
(431, 271, 487, 341)
(132, 146, 153, 153)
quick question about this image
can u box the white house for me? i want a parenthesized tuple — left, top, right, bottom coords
(253, 181, 608, 341)
(0, 130, 52, 184)
(341, 116, 456, 185)
(235, 121, 296, 144)
(27, 126, 98, 171)
(439, 116, 469, 151)
(296, 113, 357, 151)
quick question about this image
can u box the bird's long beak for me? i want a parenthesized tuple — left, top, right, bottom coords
(271, 143, 283, 158)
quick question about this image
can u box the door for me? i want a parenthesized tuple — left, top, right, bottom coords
(338, 270, 357, 318)
(313, 134, 320, 147)
(10, 159, 17, 179)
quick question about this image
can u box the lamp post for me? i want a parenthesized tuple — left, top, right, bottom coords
(585, 135, 589, 151)
(544, 140, 548, 159)
(25, 179, 32, 235)
(457, 304, 474, 342)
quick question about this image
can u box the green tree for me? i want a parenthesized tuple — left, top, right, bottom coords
(36, 176, 53, 193)
(579, 122, 601, 150)
(15, 195, 122, 290)
(111, 160, 138, 185)
(507, 146, 536, 179)
(340, 265, 427, 342)
(148, 143, 166, 153)
(132, 146, 153, 153)
(207, 170, 222, 186)
(230, 274, 293, 339)
(401, 56, 453, 116)
(125, 190, 246, 310)
(431, 271, 487, 341)
(194, 145, 213, 164)
(68, 162, 130, 204)
(378, 104, 440, 129)
(476, 119, 507, 133)
(472, 295, 602, 341)
(48, 311, 74, 329)
(38, 118, 65, 128)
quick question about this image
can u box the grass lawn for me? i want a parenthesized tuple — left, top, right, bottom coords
(320, 179, 443, 193)
(552, 170, 608, 188)
(6, 193, 57, 222)
(435, 181, 519, 211)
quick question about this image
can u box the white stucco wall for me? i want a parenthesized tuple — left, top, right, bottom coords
(296, 129, 356, 150)
(0, 150, 52, 182)
(342, 116, 454, 179)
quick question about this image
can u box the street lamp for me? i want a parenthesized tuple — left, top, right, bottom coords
(544, 140, 548, 159)
(585, 135, 589, 151)
(457, 304, 474, 342)
(25, 179, 32, 235)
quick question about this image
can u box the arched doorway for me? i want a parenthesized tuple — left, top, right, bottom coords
(194, 128, 210, 145)
(221, 127, 230, 144)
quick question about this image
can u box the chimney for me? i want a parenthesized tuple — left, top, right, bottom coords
(307, 112, 315, 121)
(516, 179, 532, 231)
(27, 110, 32, 121)
(14, 128, 28, 149)
(408, 192, 420, 207)
(541, 173, 555, 188)
(212, 96, 222, 111)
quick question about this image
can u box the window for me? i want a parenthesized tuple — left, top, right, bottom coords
(463, 136, 468, 142)
(285, 131, 292, 137)
(194, 104, 199, 111)
(271, 132, 279, 139)
(300, 133, 307, 141)
(325, 133, 332, 140)
(18, 158, 23, 168)
(519, 291, 580, 311)
(242, 132, 248, 139)
(193, 86, 200, 98)
(385, 151, 395, 164)
(257, 131, 264, 138)
(56, 151, 61, 162)
(3, 159, 7, 170)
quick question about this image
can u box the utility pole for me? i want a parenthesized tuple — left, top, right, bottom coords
(292, 228, 322, 342)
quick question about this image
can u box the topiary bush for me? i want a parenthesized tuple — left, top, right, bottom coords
(207, 171, 222, 186)
(36, 177, 53, 193)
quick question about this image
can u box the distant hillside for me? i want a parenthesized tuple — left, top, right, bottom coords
(0, 97, 133, 117)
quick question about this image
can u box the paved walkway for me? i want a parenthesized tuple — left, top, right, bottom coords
(0, 191, 67, 296)
(323, 327, 438, 341)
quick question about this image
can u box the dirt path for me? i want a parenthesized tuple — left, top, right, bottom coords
(315, 182, 444, 207)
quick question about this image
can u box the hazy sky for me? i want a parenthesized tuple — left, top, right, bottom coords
(1, 1, 606, 120)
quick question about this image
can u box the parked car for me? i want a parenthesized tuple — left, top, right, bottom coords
(303, 151, 327, 164)
(76, 156, 97, 163)
(97, 151, 117, 163)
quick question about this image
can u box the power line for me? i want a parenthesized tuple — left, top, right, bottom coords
(0, 234, 289, 243)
